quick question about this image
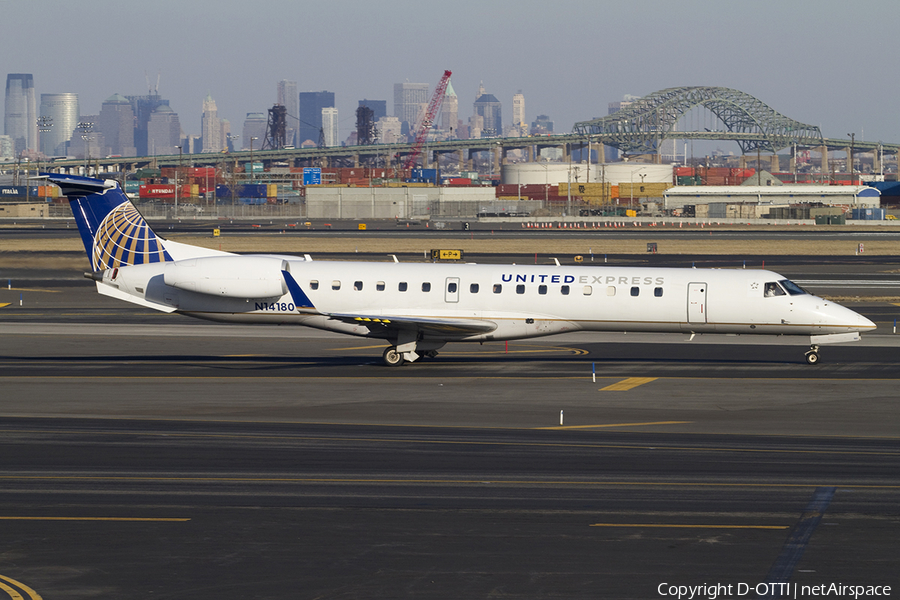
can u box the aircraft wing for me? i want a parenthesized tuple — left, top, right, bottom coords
(327, 313, 497, 337)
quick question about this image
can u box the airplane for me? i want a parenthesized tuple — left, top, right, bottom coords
(48, 173, 875, 366)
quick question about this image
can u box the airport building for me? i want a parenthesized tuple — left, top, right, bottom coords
(305, 185, 498, 220)
(662, 185, 881, 212)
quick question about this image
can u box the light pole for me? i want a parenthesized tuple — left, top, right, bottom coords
(78, 121, 93, 175)
(638, 172, 647, 214)
(249, 136, 258, 182)
(175, 145, 182, 217)
(37, 116, 52, 172)
(847, 133, 855, 185)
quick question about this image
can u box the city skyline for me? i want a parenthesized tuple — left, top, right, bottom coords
(2, 0, 898, 154)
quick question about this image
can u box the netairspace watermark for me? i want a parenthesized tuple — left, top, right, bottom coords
(658, 583, 892, 599)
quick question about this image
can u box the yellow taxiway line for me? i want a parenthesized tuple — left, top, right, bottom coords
(601, 377, 658, 391)
(538, 421, 691, 431)
(0, 574, 42, 600)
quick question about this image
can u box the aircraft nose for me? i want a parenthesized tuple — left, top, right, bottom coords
(858, 312, 877, 331)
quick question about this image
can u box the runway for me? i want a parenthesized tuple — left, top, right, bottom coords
(0, 261, 899, 597)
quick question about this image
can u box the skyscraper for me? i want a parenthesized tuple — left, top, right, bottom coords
(297, 91, 334, 147)
(512, 92, 525, 131)
(473, 89, 502, 138)
(98, 94, 136, 157)
(39, 93, 79, 156)
(67, 115, 104, 160)
(126, 93, 169, 156)
(358, 99, 386, 121)
(241, 113, 267, 150)
(393, 82, 428, 133)
(146, 105, 181, 155)
(0, 135, 13, 159)
(440, 80, 458, 138)
(5, 74, 37, 154)
(277, 80, 299, 147)
(322, 107, 339, 147)
(201, 94, 223, 153)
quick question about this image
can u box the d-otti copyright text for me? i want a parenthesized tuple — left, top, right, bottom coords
(658, 583, 891, 599)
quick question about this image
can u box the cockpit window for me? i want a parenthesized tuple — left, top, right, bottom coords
(779, 279, 807, 296)
(763, 282, 786, 297)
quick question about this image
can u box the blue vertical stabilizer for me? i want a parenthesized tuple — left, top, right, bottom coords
(47, 174, 172, 271)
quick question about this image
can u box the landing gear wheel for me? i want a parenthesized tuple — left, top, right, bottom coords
(805, 350, 820, 365)
(383, 346, 405, 367)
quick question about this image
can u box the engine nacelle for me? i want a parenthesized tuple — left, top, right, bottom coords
(163, 256, 288, 299)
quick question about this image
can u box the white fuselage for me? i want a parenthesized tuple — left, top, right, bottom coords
(97, 256, 874, 344)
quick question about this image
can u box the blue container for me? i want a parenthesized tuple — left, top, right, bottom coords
(216, 184, 267, 198)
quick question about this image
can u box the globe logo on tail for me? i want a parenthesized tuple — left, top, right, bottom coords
(92, 201, 171, 270)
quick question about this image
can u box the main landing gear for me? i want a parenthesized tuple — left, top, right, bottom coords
(382, 346, 440, 366)
(805, 344, 820, 365)
(383, 346, 404, 366)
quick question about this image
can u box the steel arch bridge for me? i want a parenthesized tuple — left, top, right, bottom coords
(573, 86, 823, 155)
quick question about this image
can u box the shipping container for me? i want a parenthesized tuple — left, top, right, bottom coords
(215, 184, 268, 198)
(139, 184, 177, 198)
(851, 208, 884, 220)
(0, 185, 43, 198)
(617, 182, 670, 198)
(558, 182, 612, 198)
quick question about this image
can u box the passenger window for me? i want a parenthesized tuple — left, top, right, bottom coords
(332, 280, 341, 290)
(448, 282, 457, 293)
(399, 282, 408, 292)
(631, 286, 639, 297)
(516, 284, 525, 294)
(470, 283, 479, 293)
(376, 281, 385, 291)
(764, 282, 786, 297)
(354, 281, 363, 291)
(561, 285, 570, 295)
(309, 280, 319, 290)
(607, 286, 616, 296)
(493, 284, 502, 293)
(422, 282, 431, 292)
(583, 285, 592, 296)
(654, 287, 663, 297)
(538, 285, 547, 295)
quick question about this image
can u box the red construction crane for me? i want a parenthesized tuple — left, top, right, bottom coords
(403, 70, 452, 170)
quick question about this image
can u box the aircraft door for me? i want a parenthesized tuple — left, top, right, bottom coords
(687, 282, 707, 324)
(445, 277, 460, 303)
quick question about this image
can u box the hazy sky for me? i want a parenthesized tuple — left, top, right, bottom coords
(3, 0, 898, 149)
